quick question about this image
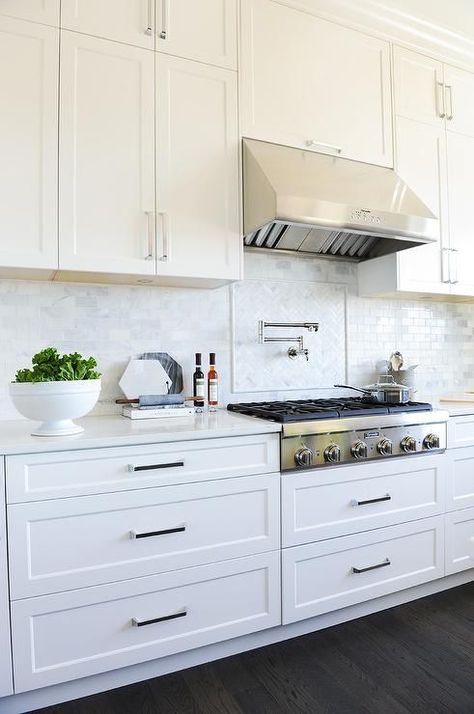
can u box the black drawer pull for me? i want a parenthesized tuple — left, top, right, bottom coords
(132, 609, 187, 627)
(130, 525, 186, 539)
(352, 494, 392, 507)
(128, 461, 184, 472)
(352, 557, 391, 574)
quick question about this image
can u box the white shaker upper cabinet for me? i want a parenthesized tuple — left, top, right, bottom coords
(0, 0, 59, 26)
(395, 118, 450, 295)
(444, 64, 474, 139)
(61, 0, 155, 50)
(446, 132, 474, 296)
(156, 0, 237, 69)
(0, 463, 13, 697)
(0, 17, 58, 271)
(240, 0, 393, 167)
(59, 32, 155, 276)
(393, 47, 445, 127)
(155, 55, 241, 281)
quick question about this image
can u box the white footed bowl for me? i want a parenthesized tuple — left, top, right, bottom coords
(9, 379, 101, 436)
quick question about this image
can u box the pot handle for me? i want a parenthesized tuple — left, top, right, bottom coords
(334, 384, 372, 395)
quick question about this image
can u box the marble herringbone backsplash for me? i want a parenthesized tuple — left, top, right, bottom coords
(0, 251, 473, 419)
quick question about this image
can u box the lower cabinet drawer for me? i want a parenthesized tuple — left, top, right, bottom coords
(12, 552, 281, 692)
(282, 516, 444, 624)
(282, 454, 447, 546)
(446, 508, 474, 574)
(8, 474, 280, 598)
(446, 447, 474, 512)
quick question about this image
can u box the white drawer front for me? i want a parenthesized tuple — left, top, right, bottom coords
(282, 516, 444, 624)
(12, 552, 281, 692)
(446, 508, 474, 575)
(448, 416, 474, 448)
(6, 433, 280, 502)
(446, 447, 474, 511)
(282, 455, 446, 546)
(9, 474, 280, 599)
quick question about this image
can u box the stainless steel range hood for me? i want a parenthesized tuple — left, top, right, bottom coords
(242, 139, 438, 261)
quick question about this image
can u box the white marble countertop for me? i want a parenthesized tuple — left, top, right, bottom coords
(431, 400, 474, 417)
(0, 410, 281, 455)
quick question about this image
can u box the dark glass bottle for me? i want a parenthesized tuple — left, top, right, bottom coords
(193, 353, 205, 409)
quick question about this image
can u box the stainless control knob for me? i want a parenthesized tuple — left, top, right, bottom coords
(377, 438, 392, 456)
(294, 446, 314, 468)
(423, 433, 440, 450)
(351, 440, 368, 459)
(400, 436, 417, 453)
(324, 444, 341, 463)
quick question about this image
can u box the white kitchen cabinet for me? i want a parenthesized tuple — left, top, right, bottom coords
(395, 118, 450, 293)
(155, 54, 241, 281)
(282, 516, 445, 624)
(59, 31, 155, 276)
(6, 433, 280, 502)
(0, 17, 58, 272)
(445, 132, 474, 296)
(0, 0, 59, 26)
(393, 47, 445, 127)
(446, 446, 474, 512)
(156, 0, 237, 69)
(9, 474, 280, 598)
(0, 463, 13, 697)
(444, 64, 474, 139)
(359, 45, 474, 300)
(12, 551, 281, 692)
(445, 508, 474, 575)
(61, 0, 155, 50)
(240, 0, 393, 167)
(282, 454, 447, 546)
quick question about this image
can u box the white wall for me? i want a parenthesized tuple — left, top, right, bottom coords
(1, 250, 473, 419)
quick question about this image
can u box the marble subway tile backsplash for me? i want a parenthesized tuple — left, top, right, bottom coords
(0, 251, 474, 420)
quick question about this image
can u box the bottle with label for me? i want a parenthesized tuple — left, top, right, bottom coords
(208, 352, 218, 411)
(193, 353, 205, 411)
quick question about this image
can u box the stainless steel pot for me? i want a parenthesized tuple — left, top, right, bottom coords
(334, 375, 411, 404)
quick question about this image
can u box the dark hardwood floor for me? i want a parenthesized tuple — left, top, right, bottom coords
(33, 583, 474, 714)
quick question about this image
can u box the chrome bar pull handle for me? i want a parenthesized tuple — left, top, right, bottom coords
(130, 525, 186, 539)
(352, 557, 391, 574)
(441, 248, 451, 284)
(305, 140, 342, 154)
(145, 0, 153, 35)
(436, 81, 446, 118)
(445, 84, 454, 120)
(351, 494, 391, 507)
(144, 211, 155, 260)
(159, 0, 167, 39)
(158, 211, 169, 262)
(128, 461, 184, 472)
(132, 609, 187, 627)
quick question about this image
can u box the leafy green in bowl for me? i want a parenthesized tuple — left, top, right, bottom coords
(14, 347, 101, 383)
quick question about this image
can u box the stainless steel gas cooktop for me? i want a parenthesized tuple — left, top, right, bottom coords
(228, 398, 448, 471)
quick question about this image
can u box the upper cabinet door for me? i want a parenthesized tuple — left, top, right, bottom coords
(446, 132, 474, 296)
(0, 1, 59, 26)
(395, 117, 450, 294)
(156, 55, 241, 281)
(0, 17, 58, 270)
(393, 46, 445, 127)
(444, 65, 474, 138)
(156, 0, 237, 69)
(61, 0, 155, 49)
(240, 0, 393, 167)
(59, 32, 155, 275)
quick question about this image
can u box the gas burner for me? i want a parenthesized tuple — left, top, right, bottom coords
(227, 397, 433, 423)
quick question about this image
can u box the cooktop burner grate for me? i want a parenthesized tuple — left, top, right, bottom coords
(227, 397, 433, 423)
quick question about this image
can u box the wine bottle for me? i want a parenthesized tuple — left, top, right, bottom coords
(208, 352, 218, 411)
(193, 353, 205, 410)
